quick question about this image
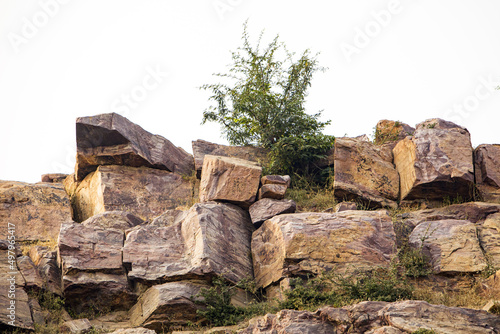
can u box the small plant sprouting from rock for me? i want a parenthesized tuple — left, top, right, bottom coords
(412, 329, 437, 334)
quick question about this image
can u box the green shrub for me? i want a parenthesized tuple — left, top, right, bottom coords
(397, 245, 432, 278)
(412, 329, 437, 334)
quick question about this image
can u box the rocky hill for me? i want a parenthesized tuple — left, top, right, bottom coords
(1, 113, 500, 333)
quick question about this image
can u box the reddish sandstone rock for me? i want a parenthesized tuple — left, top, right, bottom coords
(393, 118, 474, 201)
(252, 210, 396, 289)
(475, 144, 500, 203)
(75, 113, 194, 181)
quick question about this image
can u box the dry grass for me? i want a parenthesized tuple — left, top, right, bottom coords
(20, 239, 58, 256)
(285, 187, 336, 212)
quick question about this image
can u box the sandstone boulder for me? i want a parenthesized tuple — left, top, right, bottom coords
(475, 144, 500, 203)
(408, 219, 487, 273)
(129, 281, 206, 330)
(58, 222, 135, 312)
(0, 286, 34, 330)
(477, 212, 500, 268)
(41, 173, 69, 183)
(199, 155, 262, 207)
(333, 137, 399, 209)
(393, 118, 474, 201)
(258, 184, 287, 200)
(149, 209, 186, 227)
(123, 202, 254, 285)
(381, 300, 500, 333)
(70, 165, 193, 222)
(28, 246, 62, 295)
(249, 198, 296, 227)
(261, 175, 291, 187)
(17, 256, 43, 290)
(81, 211, 145, 231)
(192, 139, 269, 175)
(0, 181, 71, 242)
(60, 318, 92, 333)
(75, 113, 194, 181)
(374, 120, 415, 145)
(110, 329, 157, 334)
(252, 210, 396, 289)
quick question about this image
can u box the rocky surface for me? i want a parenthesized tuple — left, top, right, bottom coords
(28, 246, 62, 295)
(41, 173, 69, 183)
(199, 155, 262, 207)
(60, 318, 92, 333)
(335, 201, 358, 212)
(192, 139, 269, 175)
(0, 181, 71, 241)
(475, 144, 500, 203)
(477, 212, 500, 268)
(393, 118, 474, 201)
(129, 281, 207, 330)
(58, 221, 136, 312)
(69, 165, 193, 222)
(409, 219, 487, 273)
(252, 210, 396, 289)
(81, 210, 145, 231)
(123, 202, 254, 285)
(258, 184, 287, 200)
(374, 120, 415, 145)
(239, 300, 500, 333)
(249, 198, 296, 227)
(333, 137, 399, 209)
(76, 113, 194, 181)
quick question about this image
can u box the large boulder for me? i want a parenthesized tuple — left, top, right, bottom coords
(128, 281, 207, 330)
(123, 202, 254, 285)
(333, 137, 399, 209)
(0, 181, 71, 242)
(374, 120, 415, 146)
(75, 113, 194, 181)
(408, 219, 487, 273)
(199, 155, 262, 208)
(477, 212, 500, 268)
(251, 210, 396, 289)
(58, 222, 135, 313)
(192, 139, 269, 176)
(393, 118, 474, 201)
(475, 144, 500, 203)
(28, 246, 62, 295)
(69, 165, 193, 222)
(81, 211, 145, 231)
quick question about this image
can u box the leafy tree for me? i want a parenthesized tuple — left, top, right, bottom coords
(201, 23, 334, 176)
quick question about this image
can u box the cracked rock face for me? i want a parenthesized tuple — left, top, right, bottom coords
(333, 137, 399, 209)
(393, 118, 474, 201)
(75, 112, 194, 181)
(251, 210, 396, 289)
(475, 144, 500, 203)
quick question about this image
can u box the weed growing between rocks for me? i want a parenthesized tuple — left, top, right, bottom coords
(284, 169, 336, 212)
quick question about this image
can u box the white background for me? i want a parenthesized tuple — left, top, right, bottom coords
(1, 0, 499, 183)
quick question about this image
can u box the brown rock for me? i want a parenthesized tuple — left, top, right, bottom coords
(129, 281, 207, 330)
(381, 300, 500, 333)
(75, 113, 194, 181)
(252, 210, 396, 289)
(149, 209, 186, 227)
(0, 181, 71, 242)
(333, 137, 399, 209)
(475, 144, 500, 203)
(81, 211, 145, 231)
(374, 120, 415, 145)
(393, 118, 474, 201)
(261, 175, 291, 187)
(28, 246, 62, 295)
(110, 329, 157, 334)
(249, 198, 296, 227)
(41, 173, 69, 183)
(124, 202, 254, 285)
(477, 212, 500, 268)
(0, 286, 33, 330)
(17, 256, 43, 289)
(366, 326, 405, 334)
(258, 184, 287, 200)
(70, 165, 193, 222)
(409, 219, 487, 273)
(192, 139, 269, 175)
(60, 318, 92, 334)
(335, 202, 357, 212)
(199, 155, 262, 207)
(58, 222, 135, 313)
(240, 309, 335, 334)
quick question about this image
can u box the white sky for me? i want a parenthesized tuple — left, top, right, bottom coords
(1, 0, 499, 183)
